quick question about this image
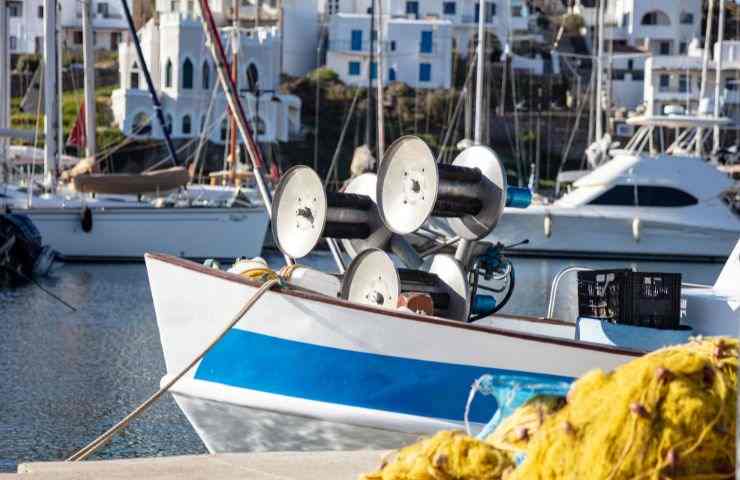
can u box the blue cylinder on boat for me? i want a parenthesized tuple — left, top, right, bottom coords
(506, 187, 533, 209)
(472, 295, 497, 316)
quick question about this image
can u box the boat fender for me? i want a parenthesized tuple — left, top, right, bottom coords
(228, 257, 278, 282)
(81, 207, 93, 233)
(632, 217, 640, 242)
(472, 294, 497, 316)
(280, 264, 341, 298)
(544, 212, 552, 238)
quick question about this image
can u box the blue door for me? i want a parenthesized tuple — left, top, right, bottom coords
(351, 30, 362, 51)
(389, 67, 396, 81)
(420, 31, 433, 53)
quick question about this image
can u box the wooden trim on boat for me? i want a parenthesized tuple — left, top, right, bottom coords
(146, 253, 642, 357)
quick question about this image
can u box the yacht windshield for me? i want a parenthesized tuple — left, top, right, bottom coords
(589, 185, 699, 207)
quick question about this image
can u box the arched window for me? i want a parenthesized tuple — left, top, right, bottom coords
(202, 61, 210, 89)
(130, 61, 140, 89)
(182, 115, 192, 135)
(182, 58, 194, 89)
(132, 112, 152, 136)
(165, 58, 173, 88)
(246, 63, 259, 92)
(165, 113, 173, 135)
(220, 119, 228, 141)
(641, 10, 670, 26)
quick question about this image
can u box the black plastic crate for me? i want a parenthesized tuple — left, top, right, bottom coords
(577, 269, 682, 329)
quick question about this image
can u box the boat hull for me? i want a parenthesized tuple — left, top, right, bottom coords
(146, 254, 638, 452)
(24, 207, 268, 261)
(491, 207, 739, 262)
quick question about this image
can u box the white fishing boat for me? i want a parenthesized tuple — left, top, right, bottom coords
(0, 0, 270, 261)
(146, 251, 637, 451)
(490, 116, 740, 262)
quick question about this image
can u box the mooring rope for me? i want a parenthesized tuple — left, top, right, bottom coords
(66, 277, 280, 462)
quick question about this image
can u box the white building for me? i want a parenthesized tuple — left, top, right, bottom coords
(324, 0, 555, 89)
(573, 0, 703, 110)
(7, 0, 127, 55)
(327, 14, 454, 88)
(111, 1, 301, 144)
(644, 41, 740, 124)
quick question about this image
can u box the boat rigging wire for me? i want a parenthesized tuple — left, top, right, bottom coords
(67, 277, 279, 462)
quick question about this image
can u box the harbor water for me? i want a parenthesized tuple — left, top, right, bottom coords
(0, 251, 723, 472)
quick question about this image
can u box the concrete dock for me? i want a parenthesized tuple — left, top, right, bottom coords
(5, 451, 387, 479)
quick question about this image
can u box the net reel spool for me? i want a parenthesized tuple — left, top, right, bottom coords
(272, 165, 422, 268)
(340, 248, 470, 321)
(377, 136, 508, 240)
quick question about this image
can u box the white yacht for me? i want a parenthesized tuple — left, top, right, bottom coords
(489, 116, 740, 261)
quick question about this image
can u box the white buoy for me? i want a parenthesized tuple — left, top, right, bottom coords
(544, 212, 553, 238)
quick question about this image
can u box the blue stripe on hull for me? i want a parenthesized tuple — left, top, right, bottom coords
(195, 329, 573, 424)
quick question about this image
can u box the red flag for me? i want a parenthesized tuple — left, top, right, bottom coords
(67, 102, 86, 148)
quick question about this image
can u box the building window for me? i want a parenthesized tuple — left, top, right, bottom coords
(327, 0, 339, 15)
(202, 61, 210, 89)
(390, 40, 396, 51)
(8, 3, 21, 17)
(641, 10, 670, 26)
(74, 31, 83, 45)
(348, 61, 360, 76)
(246, 63, 259, 91)
(627, 59, 633, 70)
(632, 70, 644, 81)
(389, 67, 396, 81)
(419, 62, 431, 82)
(93, 31, 98, 45)
(475, 2, 495, 23)
(182, 58, 194, 89)
(443, 2, 456, 15)
(679, 12, 693, 24)
(420, 31, 433, 53)
(613, 70, 625, 80)
(111, 32, 121, 49)
(220, 119, 228, 141)
(130, 61, 140, 88)
(97, 2, 109, 17)
(37, 6, 43, 18)
(170, 0, 177, 12)
(659, 41, 670, 55)
(165, 114, 173, 135)
(132, 112, 152, 135)
(187, 1, 194, 13)
(659, 74, 670, 91)
(35, 37, 42, 54)
(9, 36, 17, 51)
(406, 1, 419, 17)
(370, 61, 377, 79)
(165, 59, 173, 88)
(351, 29, 362, 51)
(679, 74, 689, 93)
(200, 115, 206, 132)
(182, 115, 192, 135)
(679, 42, 687, 55)
(511, 4, 522, 17)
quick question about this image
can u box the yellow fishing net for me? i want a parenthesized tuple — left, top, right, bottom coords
(361, 338, 737, 480)
(360, 430, 515, 480)
(510, 337, 737, 479)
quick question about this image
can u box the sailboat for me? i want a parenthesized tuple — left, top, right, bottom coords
(143, 0, 740, 453)
(0, 0, 268, 261)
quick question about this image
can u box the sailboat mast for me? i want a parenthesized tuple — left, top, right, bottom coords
(228, 0, 239, 185)
(454, 0, 487, 264)
(713, 0, 725, 153)
(375, 0, 384, 163)
(43, 0, 59, 192)
(0, 0, 8, 182)
(120, 0, 179, 166)
(82, 0, 97, 158)
(697, 0, 714, 155)
(594, 0, 605, 141)
(365, 1, 374, 148)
